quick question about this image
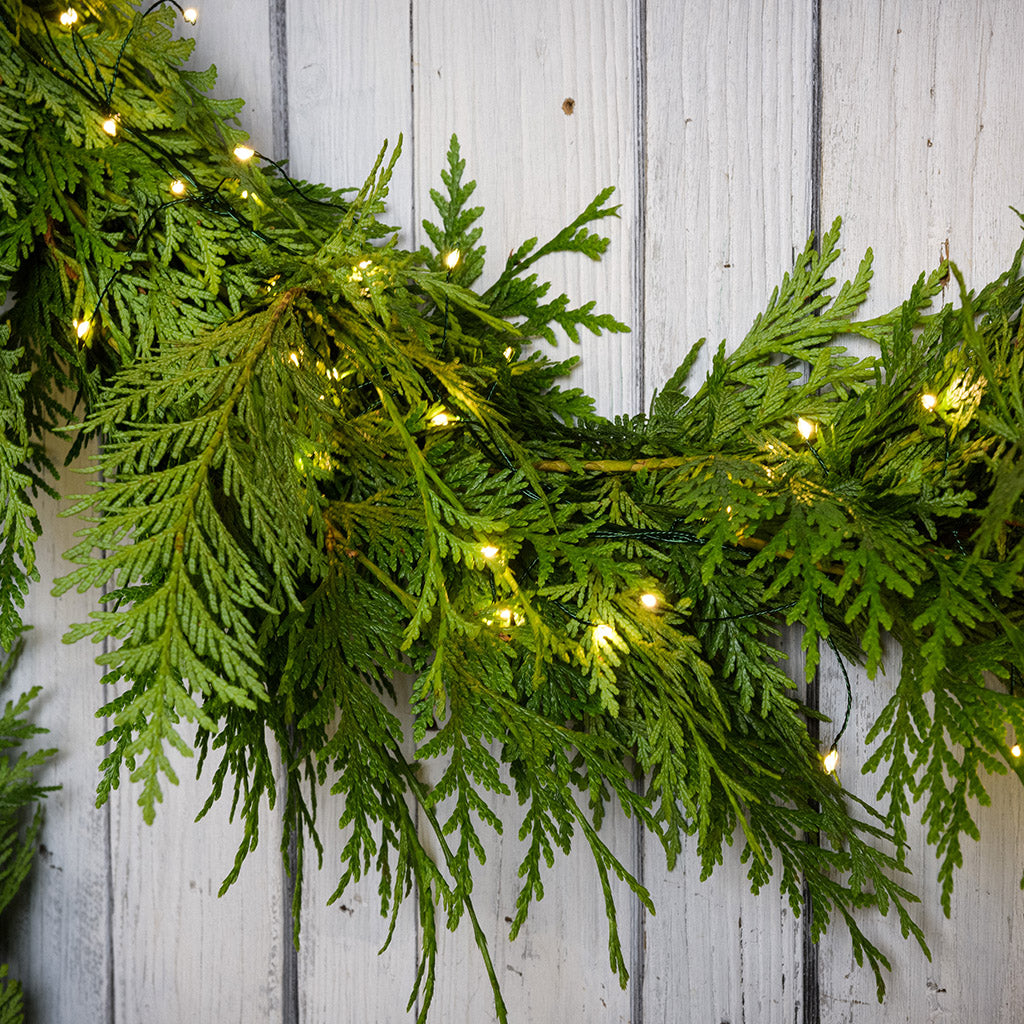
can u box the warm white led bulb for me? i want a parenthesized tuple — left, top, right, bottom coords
(74, 318, 90, 340)
(233, 144, 255, 161)
(1012, 743, 1022, 759)
(444, 249, 460, 270)
(481, 545, 499, 560)
(503, 346, 514, 360)
(593, 624, 617, 643)
(59, 8, 79, 26)
(921, 392, 938, 411)
(182, 7, 198, 23)
(797, 417, 815, 440)
(169, 179, 187, 196)
(497, 607, 513, 625)
(101, 116, 118, 137)
(639, 592, 658, 610)
(823, 749, 839, 774)
(430, 411, 450, 427)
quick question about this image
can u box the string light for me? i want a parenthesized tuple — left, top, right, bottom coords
(28, 0, 318, 336)
(430, 411, 450, 427)
(480, 545, 499, 560)
(921, 392, 938, 411)
(503, 346, 514, 360)
(482, 604, 524, 629)
(36, 0, 336, 271)
(593, 624, 617, 643)
(798, 416, 829, 474)
(823, 748, 839, 774)
(288, 351, 301, 367)
(440, 251, 460, 347)
(350, 259, 375, 286)
(1012, 743, 1022, 759)
(639, 592, 658, 610)
(73, 318, 91, 340)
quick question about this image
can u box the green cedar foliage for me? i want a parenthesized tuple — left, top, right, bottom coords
(3, 2, 1024, 1020)
(0, 966, 24, 1024)
(0, 326, 44, 653)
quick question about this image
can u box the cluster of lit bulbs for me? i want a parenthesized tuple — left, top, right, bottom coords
(71, 89, 416, 344)
(476, 541, 659, 641)
(71, 140, 258, 342)
(794, 392, 938, 447)
(62, 2, 204, 341)
(795, 392, 1024, 773)
(59, 4, 196, 30)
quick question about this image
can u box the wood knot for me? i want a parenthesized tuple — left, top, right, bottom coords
(562, 97, 575, 115)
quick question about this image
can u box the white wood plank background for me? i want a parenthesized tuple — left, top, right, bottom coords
(641, 5, 814, 1022)
(4, 2, 1024, 1022)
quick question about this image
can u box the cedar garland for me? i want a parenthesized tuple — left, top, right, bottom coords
(3, 3, 1024, 1020)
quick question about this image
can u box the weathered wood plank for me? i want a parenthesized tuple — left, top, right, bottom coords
(643, 1, 817, 398)
(109, 773, 286, 1022)
(818, 2, 1024, 1019)
(0, 442, 112, 1024)
(284, 4, 420, 1021)
(287, 0, 413, 236)
(412, 3, 641, 1020)
(419, 784, 639, 1024)
(110, 8, 287, 1022)
(640, 3, 815, 1020)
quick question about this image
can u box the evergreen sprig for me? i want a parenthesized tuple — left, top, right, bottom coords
(3, 3, 1024, 1021)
